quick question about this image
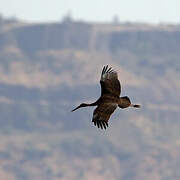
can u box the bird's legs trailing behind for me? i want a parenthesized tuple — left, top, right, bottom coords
(130, 104, 141, 108)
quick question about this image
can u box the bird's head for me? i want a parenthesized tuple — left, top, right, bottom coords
(71, 103, 88, 112)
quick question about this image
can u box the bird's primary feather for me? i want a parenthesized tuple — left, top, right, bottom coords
(92, 102, 118, 129)
(100, 65, 121, 98)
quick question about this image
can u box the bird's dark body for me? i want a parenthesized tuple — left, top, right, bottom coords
(96, 95, 119, 105)
(72, 65, 140, 129)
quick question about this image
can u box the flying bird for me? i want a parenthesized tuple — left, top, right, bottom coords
(72, 65, 140, 129)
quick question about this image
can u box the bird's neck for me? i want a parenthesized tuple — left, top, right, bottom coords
(86, 102, 97, 106)
(87, 99, 100, 106)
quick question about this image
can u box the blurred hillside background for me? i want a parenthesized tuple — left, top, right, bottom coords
(0, 8, 180, 180)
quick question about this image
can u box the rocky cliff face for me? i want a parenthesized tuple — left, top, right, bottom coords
(0, 17, 180, 179)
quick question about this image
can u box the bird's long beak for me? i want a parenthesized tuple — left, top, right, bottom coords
(71, 105, 81, 112)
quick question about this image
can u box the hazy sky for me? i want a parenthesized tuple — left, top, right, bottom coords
(0, 0, 180, 23)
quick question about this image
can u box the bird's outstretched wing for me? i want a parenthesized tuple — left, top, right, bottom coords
(100, 65, 121, 97)
(92, 102, 118, 129)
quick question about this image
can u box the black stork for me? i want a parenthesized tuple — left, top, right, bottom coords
(72, 65, 140, 129)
